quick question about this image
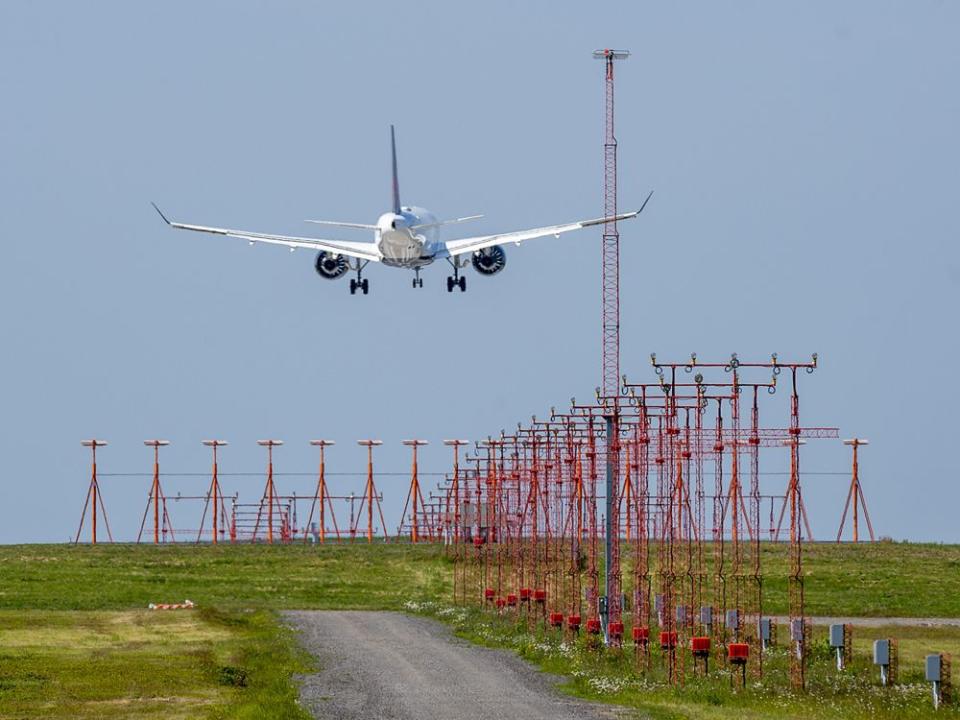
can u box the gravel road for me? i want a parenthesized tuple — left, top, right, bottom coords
(283, 611, 628, 720)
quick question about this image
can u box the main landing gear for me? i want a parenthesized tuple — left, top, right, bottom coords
(446, 258, 467, 293)
(349, 278, 369, 295)
(350, 260, 370, 295)
(412, 268, 423, 289)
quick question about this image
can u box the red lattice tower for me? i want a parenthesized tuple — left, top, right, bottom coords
(593, 49, 629, 397)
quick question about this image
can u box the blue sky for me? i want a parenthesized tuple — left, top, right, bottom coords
(1, 1, 958, 543)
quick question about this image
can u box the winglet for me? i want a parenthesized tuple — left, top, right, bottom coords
(151, 202, 171, 225)
(638, 190, 654, 215)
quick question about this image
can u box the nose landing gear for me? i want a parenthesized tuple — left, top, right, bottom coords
(412, 268, 424, 289)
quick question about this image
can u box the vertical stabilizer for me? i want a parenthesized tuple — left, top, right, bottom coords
(390, 125, 401, 214)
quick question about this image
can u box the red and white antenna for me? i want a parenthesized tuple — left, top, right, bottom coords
(593, 49, 630, 397)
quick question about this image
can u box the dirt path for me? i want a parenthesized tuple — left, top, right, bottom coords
(284, 611, 628, 720)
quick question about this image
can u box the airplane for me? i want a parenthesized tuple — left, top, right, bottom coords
(152, 126, 652, 295)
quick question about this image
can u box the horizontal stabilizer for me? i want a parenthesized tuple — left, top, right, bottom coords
(305, 219, 377, 230)
(410, 214, 484, 231)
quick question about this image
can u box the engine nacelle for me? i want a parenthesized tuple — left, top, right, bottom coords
(314, 251, 348, 280)
(471, 245, 507, 276)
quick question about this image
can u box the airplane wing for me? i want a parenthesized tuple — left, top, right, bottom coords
(152, 204, 381, 262)
(442, 193, 652, 258)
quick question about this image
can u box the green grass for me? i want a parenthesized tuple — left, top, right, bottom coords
(770, 541, 960, 617)
(1, 540, 959, 718)
(0, 543, 449, 719)
(3, 541, 959, 616)
(0, 607, 312, 719)
(0, 543, 448, 611)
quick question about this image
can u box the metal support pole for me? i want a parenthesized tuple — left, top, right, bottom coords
(256, 440, 284, 544)
(402, 440, 429, 543)
(357, 440, 384, 543)
(307, 440, 338, 544)
(143, 440, 170, 544)
(838, 438, 874, 542)
(604, 415, 615, 638)
(201, 440, 228, 544)
(444, 440, 469, 546)
(76, 439, 110, 545)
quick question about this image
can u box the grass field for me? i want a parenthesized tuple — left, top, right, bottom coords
(1, 541, 959, 718)
(0, 608, 310, 719)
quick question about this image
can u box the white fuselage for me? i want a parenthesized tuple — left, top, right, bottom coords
(376, 206, 441, 268)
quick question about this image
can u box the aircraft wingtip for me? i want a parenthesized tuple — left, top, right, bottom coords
(150, 202, 171, 225)
(638, 190, 654, 214)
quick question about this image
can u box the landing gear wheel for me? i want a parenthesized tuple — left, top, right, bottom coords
(361, 278, 369, 295)
(458, 276, 466, 292)
(446, 276, 454, 293)
(350, 279, 357, 295)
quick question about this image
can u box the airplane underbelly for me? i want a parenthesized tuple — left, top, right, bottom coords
(380, 230, 433, 268)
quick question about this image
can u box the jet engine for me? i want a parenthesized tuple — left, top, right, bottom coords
(471, 245, 507, 276)
(314, 251, 348, 279)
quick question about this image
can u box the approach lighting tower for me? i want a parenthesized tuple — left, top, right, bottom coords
(256, 439, 284, 544)
(200, 440, 229, 544)
(75, 439, 112, 544)
(837, 438, 875, 542)
(140, 440, 172, 544)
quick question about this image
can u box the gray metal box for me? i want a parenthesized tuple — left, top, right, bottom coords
(676, 605, 688, 624)
(829, 624, 845, 648)
(758, 618, 772, 642)
(926, 654, 942, 682)
(654, 594, 665, 613)
(725, 609, 739, 630)
(873, 639, 890, 666)
(700, 606, 713, 625)
(790, 618, 805, 642)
